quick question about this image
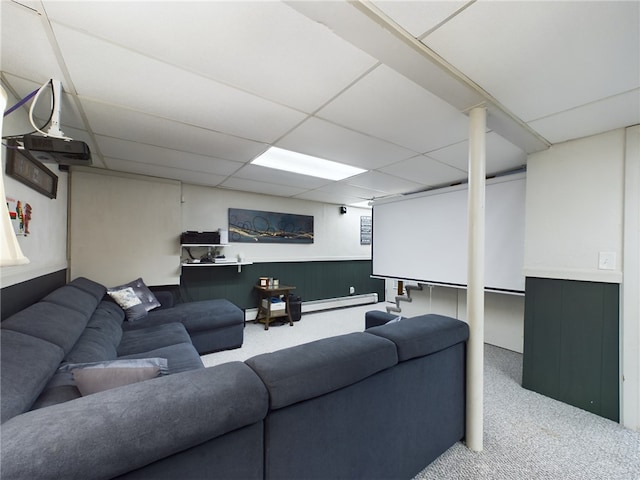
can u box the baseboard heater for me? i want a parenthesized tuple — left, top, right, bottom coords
(244, 293, 378, 321)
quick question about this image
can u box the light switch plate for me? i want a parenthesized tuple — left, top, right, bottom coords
(598, 251, 616, 270)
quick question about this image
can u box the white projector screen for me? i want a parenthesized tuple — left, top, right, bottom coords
(372, 172, 526, 293)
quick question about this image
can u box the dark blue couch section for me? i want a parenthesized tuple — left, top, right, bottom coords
(1, 278, 468, 480)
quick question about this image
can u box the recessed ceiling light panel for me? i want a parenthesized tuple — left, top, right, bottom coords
(252, 146, 366, 181)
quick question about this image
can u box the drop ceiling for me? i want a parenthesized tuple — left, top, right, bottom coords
(2, 0, 638, 206)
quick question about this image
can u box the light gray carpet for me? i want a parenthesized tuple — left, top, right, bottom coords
(202, 303, 640, 480)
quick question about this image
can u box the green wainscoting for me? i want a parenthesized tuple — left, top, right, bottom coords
(522, 277, 619, 421)
(179, 260, 384, 311)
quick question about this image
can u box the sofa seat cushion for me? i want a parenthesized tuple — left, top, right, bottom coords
(1, 302, 88, 355)
(245, 332, 398, 410)
(365, 314, 469, 362)
(117, 323, 192, 357)
(119, 343, 204, 374)
(123, 299, 244, 334)
(1, 330, 64, 423)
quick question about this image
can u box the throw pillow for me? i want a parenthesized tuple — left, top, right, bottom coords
(61, 358, 168, 396)
(107, 278, 161, 322)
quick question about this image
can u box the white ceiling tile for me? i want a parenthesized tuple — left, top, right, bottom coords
(426, 132, 527, 175)
(276, 117, 417, 170)
(317, 65, 469, 152)
(379, 155, 466, 188)
(293, 189, 366, 206)
(42, 1, 377, 112)
(345, 170, 423, 195)
(1, 2, 67, 85)
(80, 98, 266, 162)
(232, 164, 332, 190)
(372, 1, 470, 38)
(310, 181, 383, 200)
(424, 1, 640, 122)
(50, 23, 307, 143)
(95, 136, 243, 176)
(103, 157, 229, 187)
(220, 177, 308, 198)
(528, 89, 640, 144)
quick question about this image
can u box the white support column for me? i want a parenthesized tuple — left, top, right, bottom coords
(622, 125, 640, 431)
(466, 106, 486, 451)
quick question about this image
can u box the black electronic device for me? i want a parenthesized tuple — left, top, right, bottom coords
(181, 231, 221, 244)
(19, 134, 92, 166)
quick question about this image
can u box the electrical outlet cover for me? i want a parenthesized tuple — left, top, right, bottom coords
(598, 252, 616, 270)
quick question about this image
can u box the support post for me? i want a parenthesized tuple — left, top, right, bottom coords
(466, 106, 486, 451)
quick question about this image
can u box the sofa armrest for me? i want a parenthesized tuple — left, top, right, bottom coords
(0, 363, 268, 480)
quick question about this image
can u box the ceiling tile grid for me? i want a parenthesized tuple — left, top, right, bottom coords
(1, 0, 638, 206)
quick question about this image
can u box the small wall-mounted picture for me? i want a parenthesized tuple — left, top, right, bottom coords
(229, 208, 313, 243)
(6, 141, 58, 199)
(360, 216, 372, 245)
(6, 197, 32, 236)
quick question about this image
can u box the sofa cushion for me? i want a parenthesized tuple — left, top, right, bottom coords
(364, 310, 405, 329)
(68, 358, 169, 396)
(30, 385, 82, 410)
(0, 363, 269, 480)
(365, 314, 470, 362)
(42, 284, 101, 318)
(119, 343, 204, 374)
(1, 330, 64, 423)
(1, 302, 89, 354)
(245, 332, 398, 410)
(125, 299, 243, 334)
(117, 323, 192, 357)
(64, 301, 125, 364)
(67, 277, 107, 302)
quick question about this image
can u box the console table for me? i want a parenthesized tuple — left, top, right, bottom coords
(254, 285, 296, 330)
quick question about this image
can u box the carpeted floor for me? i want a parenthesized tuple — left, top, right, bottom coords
(201, 303, 640, 480)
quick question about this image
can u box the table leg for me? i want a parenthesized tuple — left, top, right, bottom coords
(285, 295, 293, 326)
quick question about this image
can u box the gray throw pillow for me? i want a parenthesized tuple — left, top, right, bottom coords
(59, 358, 168, 396)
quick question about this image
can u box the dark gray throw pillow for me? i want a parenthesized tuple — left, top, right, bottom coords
(107, 278, 161, 322)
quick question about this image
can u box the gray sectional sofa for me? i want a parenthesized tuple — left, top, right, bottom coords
(1, 276, 469, 480)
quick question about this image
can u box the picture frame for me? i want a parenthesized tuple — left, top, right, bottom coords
(228, 208, 314, 243)
(5, 141, 58, 199)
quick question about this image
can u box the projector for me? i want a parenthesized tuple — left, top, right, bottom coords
(20, 134, 92, 166)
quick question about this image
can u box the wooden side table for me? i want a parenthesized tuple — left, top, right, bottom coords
(254, 285, 296, 330)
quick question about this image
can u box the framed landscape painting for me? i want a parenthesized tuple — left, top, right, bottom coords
(229, 208, 313, 243)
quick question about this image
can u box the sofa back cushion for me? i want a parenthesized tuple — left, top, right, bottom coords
(365, 314, 469, 362)
(64, 301, 124, 364)
(67, 277, 107, 302)
(1, 302, 89, 354)
(1, 330, 64, 423)
(245, 332, 397, 410)
(42, 284, 102, 319)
